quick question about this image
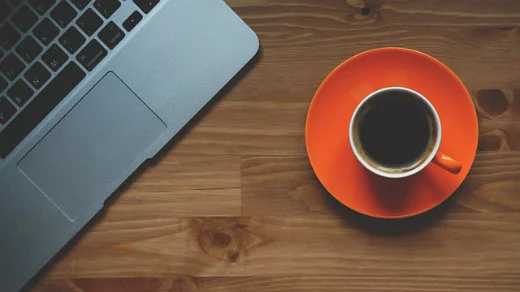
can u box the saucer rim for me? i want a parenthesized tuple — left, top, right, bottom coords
(305, 47, 479, 219)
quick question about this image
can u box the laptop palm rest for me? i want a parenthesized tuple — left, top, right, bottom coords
(18, 72, 166, 221)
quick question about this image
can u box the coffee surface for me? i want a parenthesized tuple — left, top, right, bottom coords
(357, 91, 432, 167)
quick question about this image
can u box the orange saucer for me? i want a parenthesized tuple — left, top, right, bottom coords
(306, 48, 478, 219)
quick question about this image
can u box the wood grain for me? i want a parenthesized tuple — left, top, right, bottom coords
(30, 0, 520, 291)
(33, 213, 520, 291)
(242, 152, 520, 216)
(34, 214, 520, 276)
(108, 153, 242, 218)
(32, 275, 520, 292)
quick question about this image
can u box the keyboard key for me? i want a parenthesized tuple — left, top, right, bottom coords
(0, 23, 21, 50)
(0, 75, 7, 92)
(133, 0, 159, 14)
(33, 18, 60, 46)
(0, 1, 13, 20)
(70, 0, 90, 10)
(59, 26, 86, 53)
(16, 36, 43, 63)
(29, 0, 56, 15)
(0, 54, 25, 81)
(51, 1, 78, 28)
(94, 0, 120, 18)
(0, 97, 16, 125)
(123, 11, 142, 32)
(77, 8, 103, 36)
(98, 21, 124, 49)
(7, 79, 33, 106)
(42, 44, 67, 71)
(0, 62, 85, 158)
(77, 39, 106, 71)
(25, 62, 51, 89)
(12, 5, 38, 32)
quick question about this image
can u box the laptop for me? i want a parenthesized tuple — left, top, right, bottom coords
(0, 0, 259, 291)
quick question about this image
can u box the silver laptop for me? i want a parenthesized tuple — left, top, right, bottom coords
(0, 0, 258, 291)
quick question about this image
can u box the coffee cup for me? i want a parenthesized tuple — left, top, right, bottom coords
(349, 87, 461, 178)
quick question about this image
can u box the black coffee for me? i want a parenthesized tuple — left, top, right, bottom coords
(356, 90, 432, 167)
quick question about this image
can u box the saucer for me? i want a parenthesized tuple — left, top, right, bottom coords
(305, 48, 478, 219)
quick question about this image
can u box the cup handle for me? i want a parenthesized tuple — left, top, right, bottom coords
(432, 152, 462, 174)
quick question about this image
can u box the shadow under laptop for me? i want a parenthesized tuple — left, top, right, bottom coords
(21, 47, 262, 292)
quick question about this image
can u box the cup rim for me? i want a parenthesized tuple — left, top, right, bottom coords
(349, 87, 442, 178)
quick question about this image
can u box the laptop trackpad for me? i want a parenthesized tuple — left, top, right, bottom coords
(19, 72, 166, 221)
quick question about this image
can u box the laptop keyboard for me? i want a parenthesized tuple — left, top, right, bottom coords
(0, 0, 160, 158)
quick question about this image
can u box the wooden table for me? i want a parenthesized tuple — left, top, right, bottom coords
(32, 0, 520, 291)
